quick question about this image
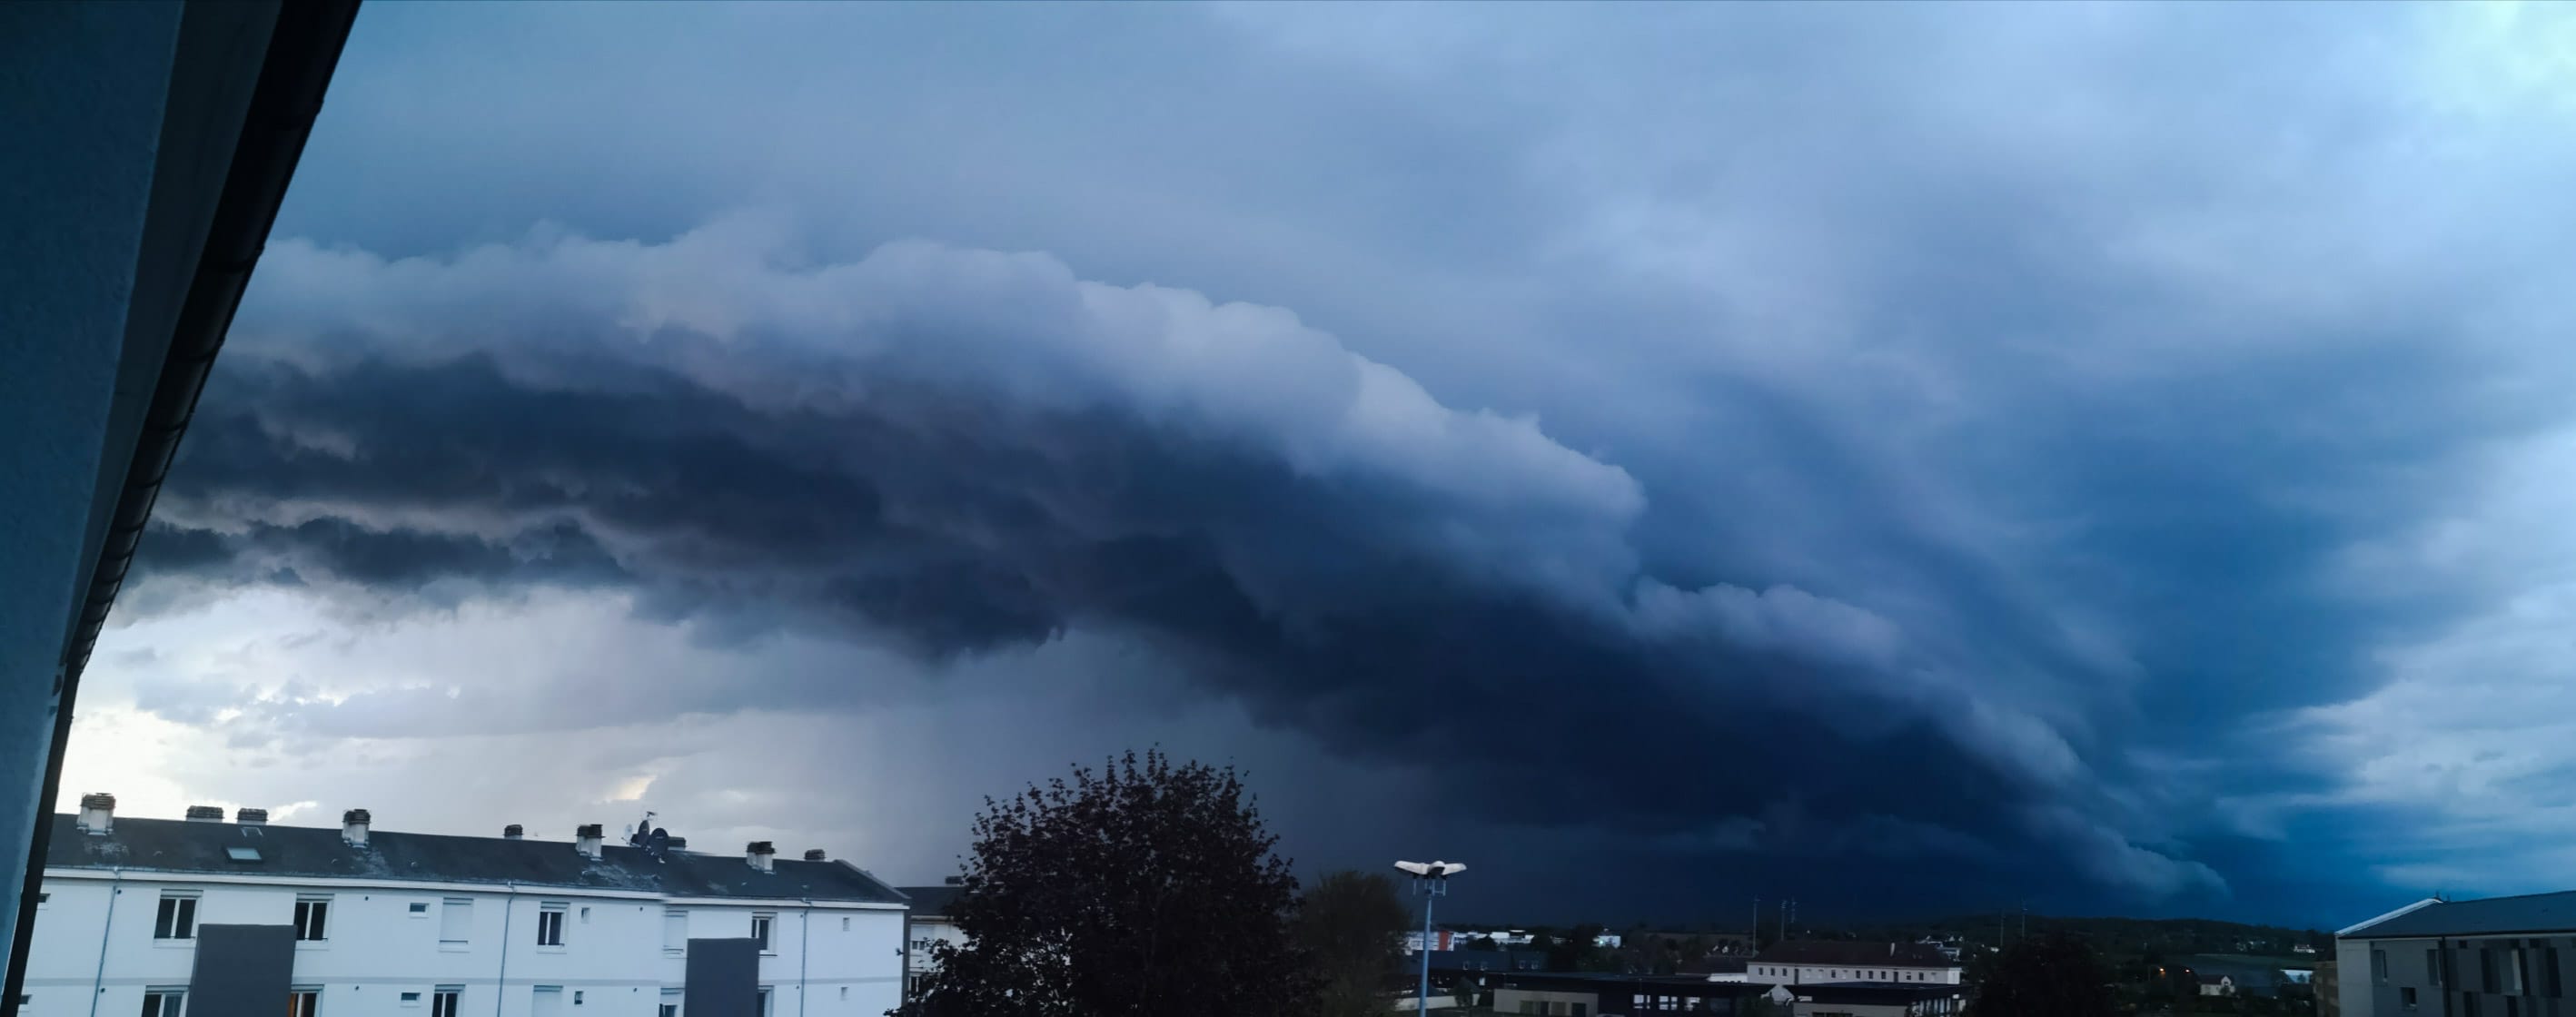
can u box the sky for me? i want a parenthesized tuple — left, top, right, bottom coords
(60, 2, 2576, 929)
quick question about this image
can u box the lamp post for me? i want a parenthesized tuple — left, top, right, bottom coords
(1395, 861, 1466, 1017)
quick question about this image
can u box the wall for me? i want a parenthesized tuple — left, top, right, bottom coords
(0, 2, 188, 978)
(1492, 987, 1600, 1016)
(23, 872, 904, 1017)
(899, 915, 958, 996)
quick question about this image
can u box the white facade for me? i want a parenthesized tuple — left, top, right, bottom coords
(1744, 962, 1962, 986)
(26, 851, 905, 1017)
(901, 914, 960, 991)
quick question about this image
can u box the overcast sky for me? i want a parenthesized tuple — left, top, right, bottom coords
(63, 2, 2576, 927)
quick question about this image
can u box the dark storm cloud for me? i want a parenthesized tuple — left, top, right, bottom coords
(110, 1, 2576, 923)
(134, 224, 2213, 909)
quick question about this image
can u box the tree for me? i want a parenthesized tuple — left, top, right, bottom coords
(905, 750, 1314, 1017)
(1464, 935, 1502, 952)
(1971, 932, 2115, 1017)
(1298, 871, 1410, 1017)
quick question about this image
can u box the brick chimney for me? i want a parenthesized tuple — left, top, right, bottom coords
(184, 805, 223, 823)
(76, 793, 115, 834)
(342, 808, 372, 846)
(575, 823, 604, 859)
(746, 841, 776, 873)
(803, 849, 827, 862)
(235, 807, 267, 825)
(503, 824, 524, 840)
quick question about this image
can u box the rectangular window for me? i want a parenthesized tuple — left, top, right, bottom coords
(752, 913, 775, 953)
(294, 896, 331, 942)
(2550, 946, 2564, 997)
(432, 988, 462, 1017)
(537, 903, 567, 947)
(154, 893, 198, 940)
(2512, 948, 2529, 994)
(840, 916, 849, 932)
(2403, 987, 2419, 1010)
(2467, 992, 2483, 1017)
(141, 988, 185, 1017)
(664, 910, 688, 953)
(530, 987, 562, 1017)
(2486, 948, 2502, 993)
(440, 898, 472, 943)
(2507, 998, 2522, 1017)
(2432, 949, 2444, 987)
(400, 993, 421, 1007)
(288, 988, 321, 1017)
(35, 891, 48, 908)
(659, 989, 681, 1017)
(409, 902, 430, 916)
(756, 988, 771, 1017)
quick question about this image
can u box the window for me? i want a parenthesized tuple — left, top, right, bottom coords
(2511, 947, 2529, 994)
(294, 895, 331, 942)
(154, 893, 198, 940)
(2485, 948, 2502, 993)
(2550, 946, 2564, 997)
(837, 989, 847, 1002)
(659, 989, 681, 1017)
(756, 988, 772, 1017)
(35, 891, 49, 908)
(531, 987, 562, 1017)
(440, 898, 472, 944)
(2403, 987, 2419, 1010)
(410, 902, 431, 916)
(841, 916, 849, 932)
(141, 988, 185, 1017)
(2374, 949, 2389, 982)
(537, 903, 567, 947)
(578, 906, 591, 923)
(2506, 999, 2522, 1017)
(400, 993, 421, 1008)
(665, 910, 688, 953)
(2467, 993, 2483, 1017)
(752, 913, 775, 953)
(2432, 948, 2444, 987)
(432, 988, 462, 1017)
(288, 988, 320, 1017)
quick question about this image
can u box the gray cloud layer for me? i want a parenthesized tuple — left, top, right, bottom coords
(90, 2, 2576, 925)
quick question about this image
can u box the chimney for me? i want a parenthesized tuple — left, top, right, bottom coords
(76, 793, 115, 834)
(342, 808, 372, 846)
(575, 824, 604, 859)
(666, 836, 687, 850)
(185, 805, 223, 823)
(235, 807, 267, 825)
(503, 824, 524, 840)
(747, 841, 776, 873)
(803, 849, 827, 862)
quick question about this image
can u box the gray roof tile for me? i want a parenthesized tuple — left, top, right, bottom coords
(45, 815, 906, 904)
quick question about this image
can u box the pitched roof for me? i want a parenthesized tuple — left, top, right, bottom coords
(1755, 941, 1958, 968)
(2342, 891, 2576, 939)
(896, 885, 963, 917)
(45, 815, 905, 904)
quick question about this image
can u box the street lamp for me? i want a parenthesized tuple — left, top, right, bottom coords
(1395, 861, 1466, 1017)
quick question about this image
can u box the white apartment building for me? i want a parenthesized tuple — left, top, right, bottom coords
(1743, 941, 1965, 986)
(889, 885, 961, 1001)
(24, 795, 907, 1017)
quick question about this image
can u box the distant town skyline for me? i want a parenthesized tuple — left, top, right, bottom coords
(61, 2, 2576, 930)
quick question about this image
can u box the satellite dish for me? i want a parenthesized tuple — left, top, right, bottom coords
(646, 827, 670, 863)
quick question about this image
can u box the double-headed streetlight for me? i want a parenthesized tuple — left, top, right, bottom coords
(1394, 860, 1465, 1017)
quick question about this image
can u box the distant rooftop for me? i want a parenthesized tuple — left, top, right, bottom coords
(896, 884, 963, 916)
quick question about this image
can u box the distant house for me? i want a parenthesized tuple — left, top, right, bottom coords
(2296, 943, 2321, 954)
(2200, 973, 2236, 997)
(1745, 941, 1964, 987)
